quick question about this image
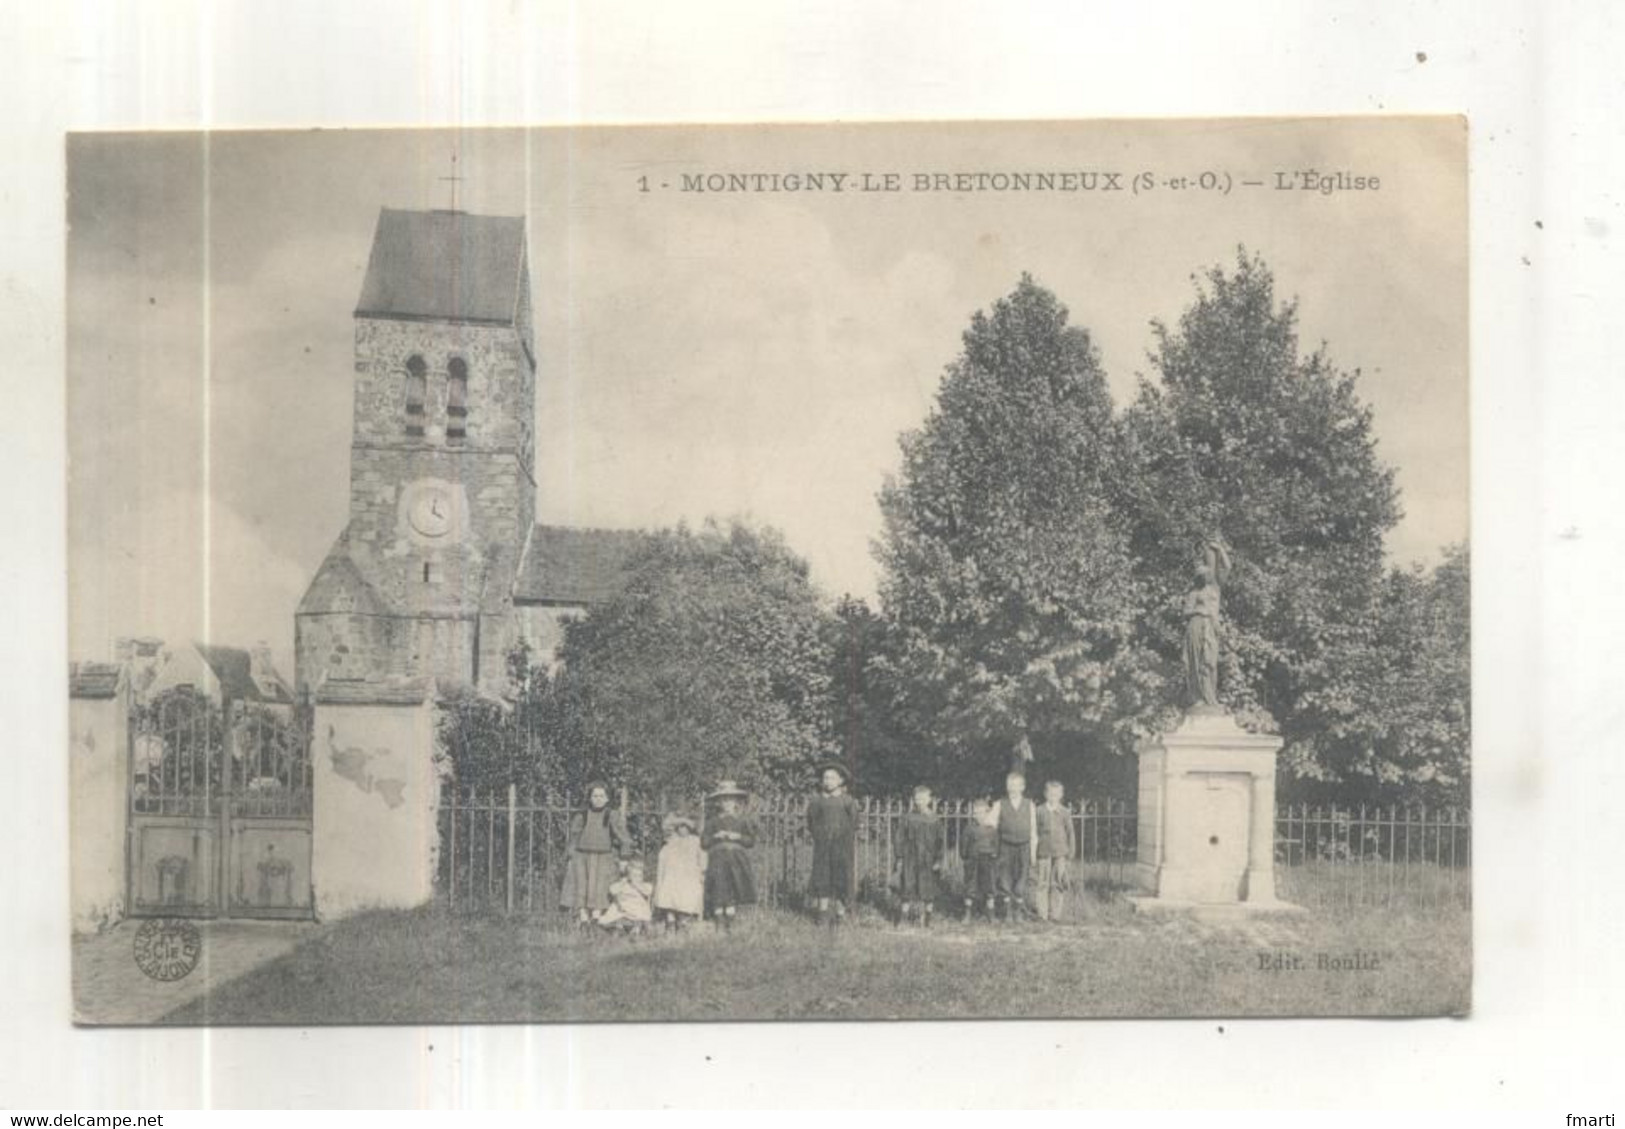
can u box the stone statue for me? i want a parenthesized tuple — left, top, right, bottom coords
(1182, 538, 1231, 710)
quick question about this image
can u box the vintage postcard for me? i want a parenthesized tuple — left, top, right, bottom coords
(67, 118, 1468, 1024)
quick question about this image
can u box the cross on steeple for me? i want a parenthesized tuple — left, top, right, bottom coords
(438, 152, 465, 212)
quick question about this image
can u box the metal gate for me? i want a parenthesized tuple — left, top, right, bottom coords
(127, 690, 314, 919)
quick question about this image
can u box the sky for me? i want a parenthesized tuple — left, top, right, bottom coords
(67, 120, 1467, 679)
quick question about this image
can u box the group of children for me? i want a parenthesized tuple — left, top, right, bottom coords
(891, 772, 1077, 926)
(557, 778, 759, 935)
(957, 774, 1077, 924)
(557, 766, 1078, 933)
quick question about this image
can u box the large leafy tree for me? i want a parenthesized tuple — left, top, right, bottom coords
(1118, 249, 1405, 781)
(551, 519, 837, 797)
(1302, 544, 1471, 805)
(874, 276, 1153, 790)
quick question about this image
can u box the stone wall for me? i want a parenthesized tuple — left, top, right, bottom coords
(298, 611, 398, 691)
(311, 692, 441, 920)
(297, 312, 540, 695)
(69, 684, 128, 934)
(352, 317, 533, 455)
(298, 612, 481, 693)
(350, 315, 536, 557)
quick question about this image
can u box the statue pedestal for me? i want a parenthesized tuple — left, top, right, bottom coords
(1129, 709, 1299, 913)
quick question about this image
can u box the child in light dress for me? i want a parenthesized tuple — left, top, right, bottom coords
(654, 813, 707, 932)
(598, 858, 654, 935)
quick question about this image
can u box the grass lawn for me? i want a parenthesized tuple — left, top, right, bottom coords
(162, 888, 1469, 1023)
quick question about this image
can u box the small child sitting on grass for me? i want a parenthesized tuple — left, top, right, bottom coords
(597, 859, 654, 936)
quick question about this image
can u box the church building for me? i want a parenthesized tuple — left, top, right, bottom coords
(296, 208, 641, 697)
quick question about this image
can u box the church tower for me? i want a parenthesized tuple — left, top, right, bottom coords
(296, 208, 537, 695)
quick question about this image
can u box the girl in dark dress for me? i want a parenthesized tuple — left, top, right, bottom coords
(807, 761, 859, 927)
(702, 781, 756, 930)
(895, 783, 946, 927)
(560, 782, 631, 925)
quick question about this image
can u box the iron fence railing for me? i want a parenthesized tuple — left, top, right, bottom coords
(1273, 803, 1471, 910)
(438, 792, 1469, 917)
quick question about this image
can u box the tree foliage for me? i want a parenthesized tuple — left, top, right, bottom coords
(1117, 249, 1407, 785)
(825, 594, 932, 795)
(1293, 543, 1471, 805)
(549, 519, 837, 797)
(871, 257, 1466, 803)
(874, 276, 1156, 788)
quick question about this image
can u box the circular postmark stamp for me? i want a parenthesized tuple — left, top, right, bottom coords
(133, 917, 202, 982)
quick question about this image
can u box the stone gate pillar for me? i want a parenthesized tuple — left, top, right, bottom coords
(310, 680, 441, 920)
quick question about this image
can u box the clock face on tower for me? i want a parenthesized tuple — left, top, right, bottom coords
(402, 480, 463, 542)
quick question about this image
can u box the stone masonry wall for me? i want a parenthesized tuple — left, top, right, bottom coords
(298, 612, 480, 693)
(348, 314, 536, 586)
(352, 317, 534, 457)
(297, 313, 539, 694)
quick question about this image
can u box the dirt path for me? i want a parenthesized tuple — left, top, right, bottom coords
(73, 918, 319, 1025)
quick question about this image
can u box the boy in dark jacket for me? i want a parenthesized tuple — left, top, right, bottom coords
(960, 797, 999, 922)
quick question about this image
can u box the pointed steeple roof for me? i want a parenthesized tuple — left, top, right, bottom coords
(354, 208, 527, 326)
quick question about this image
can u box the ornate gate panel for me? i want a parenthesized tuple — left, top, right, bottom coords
(223, 705, 313, 918)
(128, 690, 313, 919)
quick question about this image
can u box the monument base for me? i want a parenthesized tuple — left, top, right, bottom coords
(1133, 708, 1294, 911)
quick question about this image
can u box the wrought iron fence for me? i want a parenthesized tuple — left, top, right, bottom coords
(440, 790, 1126, 918)
(1274, 803, 1471, 910)
(439, 791, 1470, 917)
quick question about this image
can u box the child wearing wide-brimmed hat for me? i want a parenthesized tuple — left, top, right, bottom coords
(702, 781, 757, 930)
(807, 761, 859, 927)
(654, 811, 707, 931)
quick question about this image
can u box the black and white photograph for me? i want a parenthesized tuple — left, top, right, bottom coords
(66, 118, 1468, 1025)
